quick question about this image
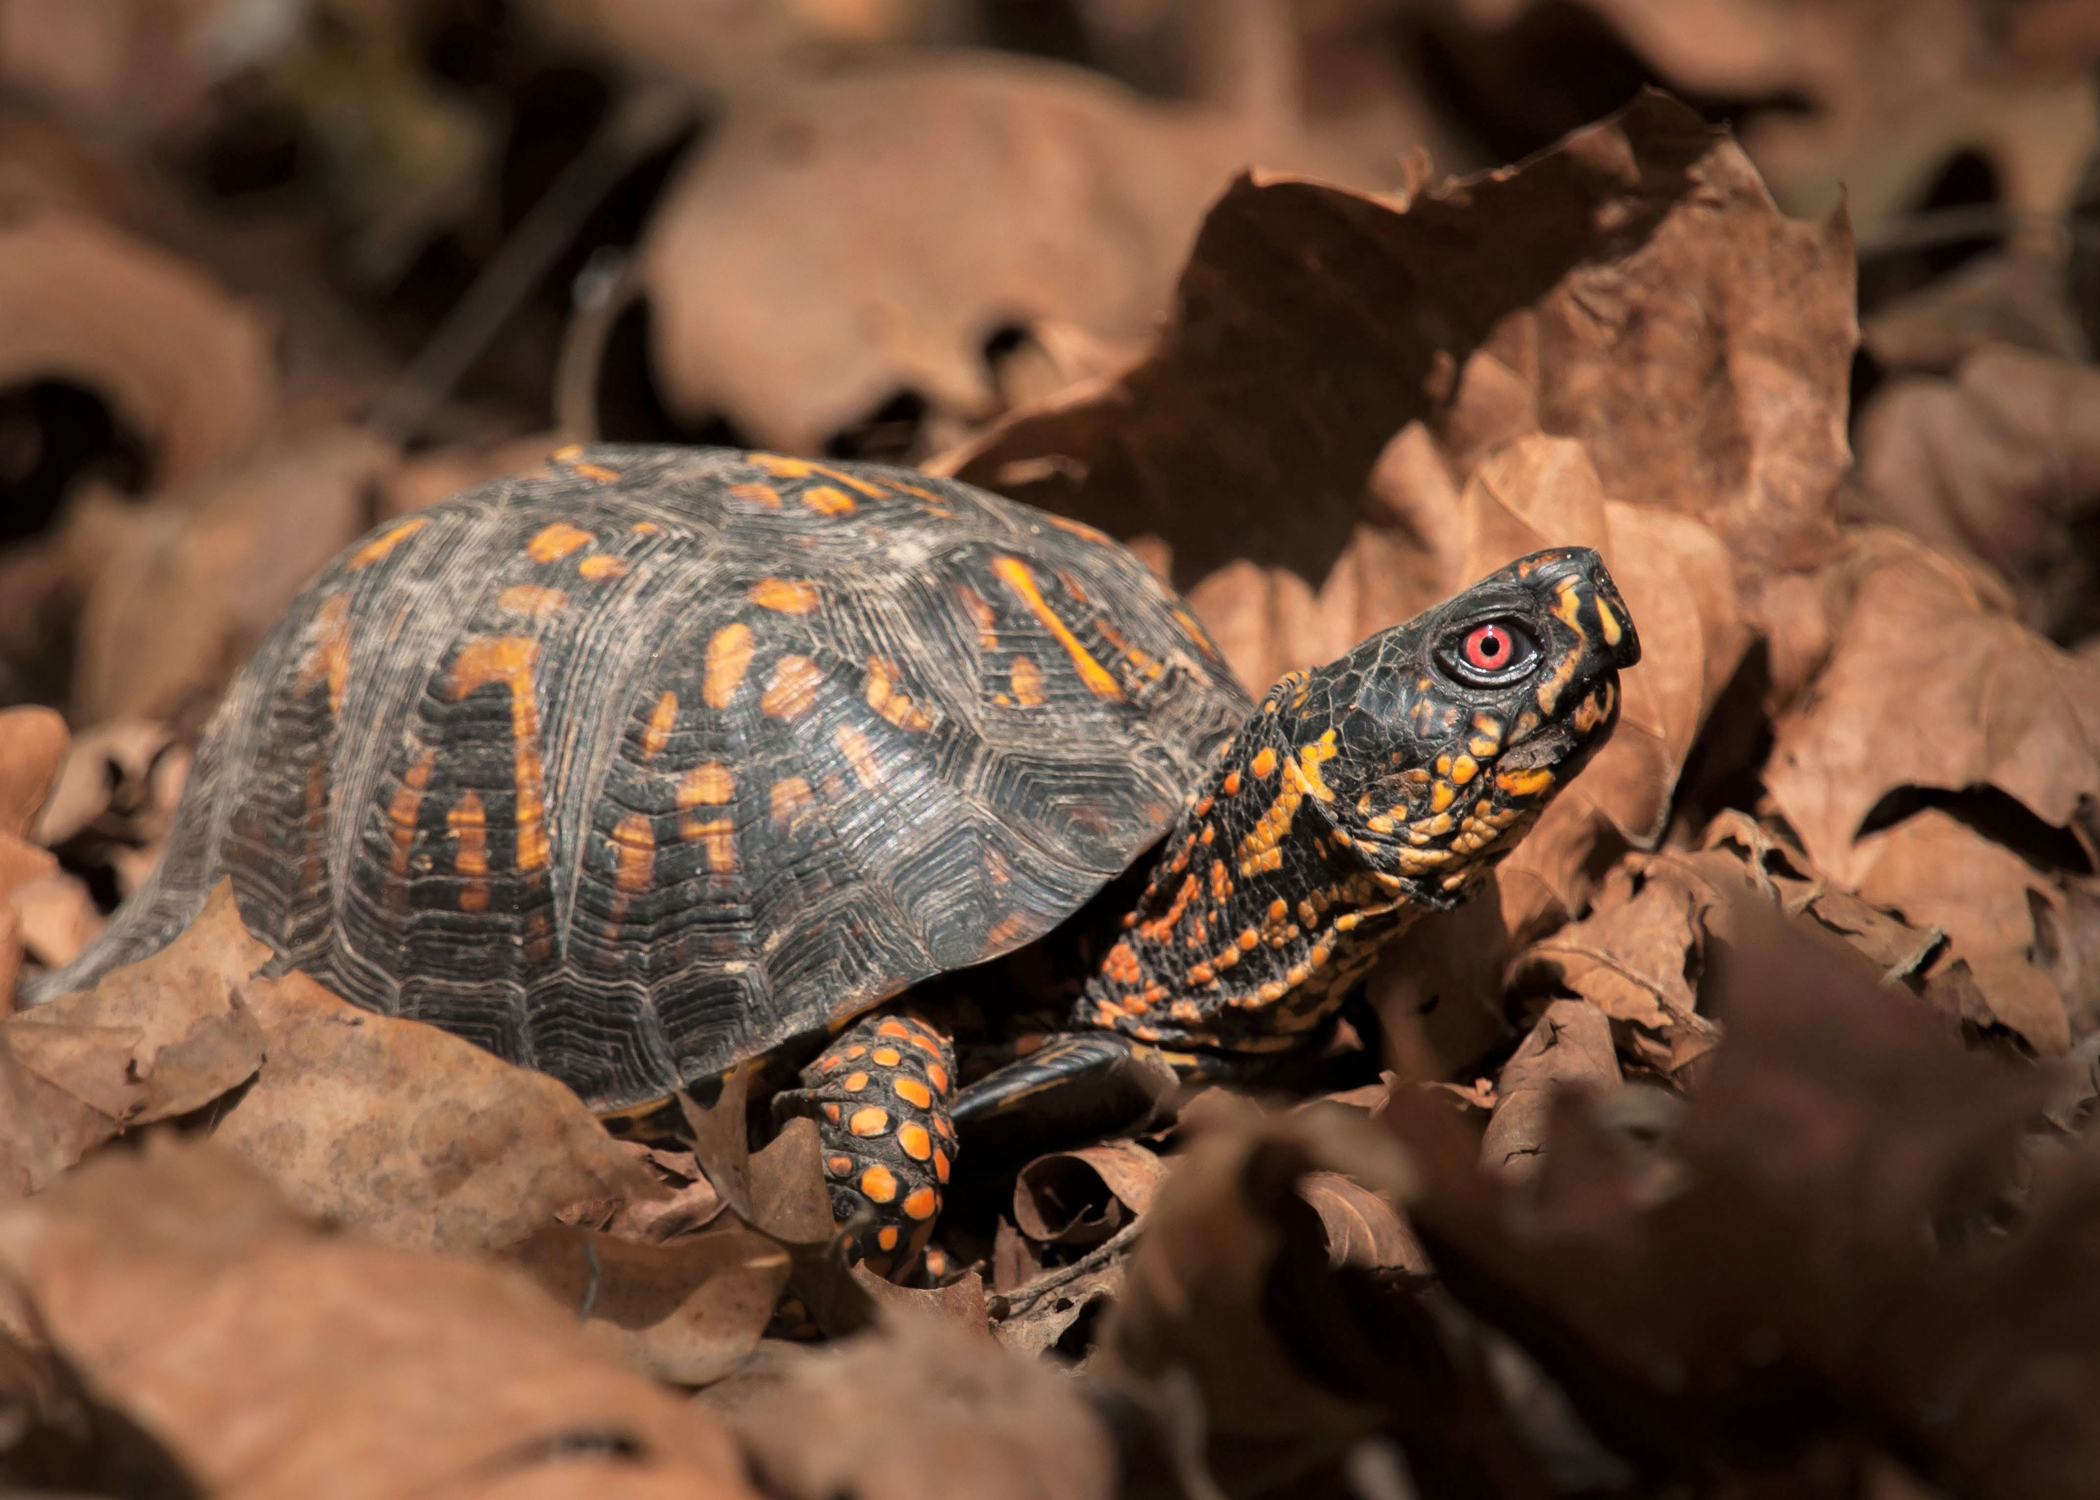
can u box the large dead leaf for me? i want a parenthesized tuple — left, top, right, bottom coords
(1765, 536, 2100, 888)
(1099, 1094, 1545, 1496)
(1850, 345, 2100, 638)
(0, 212, 272, 493)
(713, 1310, 1115, 1500)
(948, 89, 1850, 650)
(1477, 999, 1621, 1179)
(1, 882, 268, 1195)
(506, 1222, 790, 1387)
(0, 1140, 761, 1499)
(1448, 0, 2100, 239)
(215, 964, 658, 1255)
(1391, 897, 2100, 1500)
(632, 52, 1349, 456)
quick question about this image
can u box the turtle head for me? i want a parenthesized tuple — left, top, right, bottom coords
(1296, 546, 1640, 910)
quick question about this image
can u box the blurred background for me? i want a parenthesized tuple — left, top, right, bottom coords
(2, 0, 2099, 949)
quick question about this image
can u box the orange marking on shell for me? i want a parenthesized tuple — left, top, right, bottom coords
(685, 818, 738, 875)
(386, 749, 438, 883)
(877, 1226, 901, 1251)
(703, 623, 754, 708)
(577, 554, 628, 581)
(872, 1046, 902, 1067)
(924, 1061, 949, 1093)
(1250, 747, 1278, 779)
(894, 1078, 932, 1109)
(1268, 898, 1288, 922)
(845, 1045, 867, 1059)
(1047, 513, 1114, 547)
(901, 1186, 937, 1221)
(835, 725, 880, 789)
(957, 584, 999, 649)
(526, 521, 593, 562)
(728, 481, 781, 508)
(1009, 655, 1045, 707)
(571, 461, 619, 483)
(933, 1148, 951, 1183)
(1222, 771, 1242, 796)
(347, 516, 429, 570)
(299, 594, 353, 715)
(849, 1107, 890, 1137)
(497, 584, 567, 618)
(897, 1122, 932, 1159)
(845, 1072, 870, 1091)
(769, 776, 814, 829)
(641, 691, 678, 758)
(860, 1163, 898, 1202)
(750, 577, 820, 613)
(1239, 928, 1259, 951)
(446, 638, 550, 870)
(761, 655, 822, 718)
(865, 657, 934, 730)
(984, 912, 1031, 951)
(824, 1103, 840, 1122)
(610, 812, 654, 895)
(908, 1032, 944, 1058)
(449, 791, 488, 912)
(678, 761, 734, 811)
(802, 484, 856, 517)
(989, 556, 1122, 700)
(826, 1154, 852, 1175)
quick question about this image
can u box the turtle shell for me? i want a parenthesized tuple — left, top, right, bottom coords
(55, 447, 1250, 1110)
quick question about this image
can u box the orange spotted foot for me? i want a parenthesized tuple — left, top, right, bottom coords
(775, 1013, 957, 1279)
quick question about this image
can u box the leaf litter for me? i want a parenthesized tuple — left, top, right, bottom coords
(3, 7, 2100, 1497)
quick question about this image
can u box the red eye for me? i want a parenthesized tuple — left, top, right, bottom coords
(1464, 624, 1513, 671)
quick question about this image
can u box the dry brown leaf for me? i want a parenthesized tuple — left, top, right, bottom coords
(214, 964, 659, 1255)
(949, 91, 1848, 666)
(1451, 0, 2098, 239)
(1296, 1170, 1430, 1273)
(1860, 251, 2087, 377)
(72, 425, 396, 725)
(0, 213, 272, 494)
(1850, 345, 2100, 637)
(721, 1309, 1115, 1500)
(506, 1223, 791, 1386)
(1765, 538, 2100, 888)
(0, 708, 65, 841)
(3, 872, 102, 971)
(1478, 1000, 1621, 1181)
(1, 881, 267, 1194)
(1013, 1140, 1168, 1249)
(633, 53, 1344, 456)
(519, 0, 963, 97)
(0, 1139, 761, 1500)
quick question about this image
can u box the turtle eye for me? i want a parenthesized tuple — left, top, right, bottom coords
(1439, 620, 1538, 686)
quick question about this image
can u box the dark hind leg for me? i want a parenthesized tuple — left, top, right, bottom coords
(950, 1030, 1181, 1161)
(773, 1013, 957, 1279)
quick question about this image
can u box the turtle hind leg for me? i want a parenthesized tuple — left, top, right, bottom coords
(950, 1031, 1180, 1162)
(773, 1013, 957, 1279)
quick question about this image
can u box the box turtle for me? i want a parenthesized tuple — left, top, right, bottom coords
(33, 445, 1639, 1274)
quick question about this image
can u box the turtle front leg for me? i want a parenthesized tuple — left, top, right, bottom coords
(774, 1013, 957, 1279)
